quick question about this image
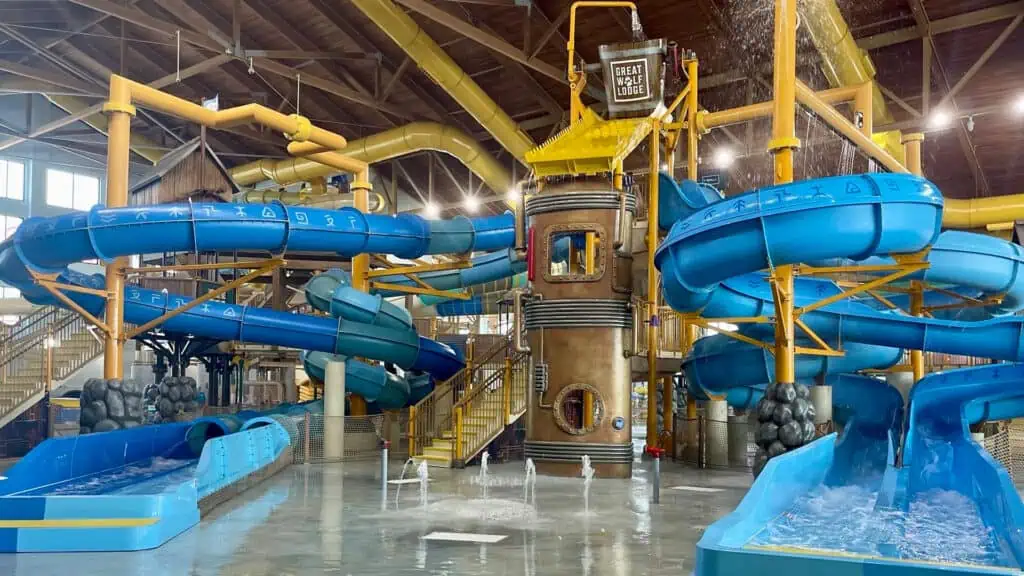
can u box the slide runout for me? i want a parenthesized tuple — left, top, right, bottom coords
(0, 416, 291, 552)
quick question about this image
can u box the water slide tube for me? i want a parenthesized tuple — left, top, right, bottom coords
(654, 173, 1024, 572)
(0, 203, 520, 409)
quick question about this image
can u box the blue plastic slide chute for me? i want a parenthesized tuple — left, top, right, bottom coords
(0, 415, 291, 552)
(0, 203, 520, 409)
(652, 173, 1024, 573)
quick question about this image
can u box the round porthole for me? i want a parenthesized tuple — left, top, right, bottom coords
(553, 383, 604, 435)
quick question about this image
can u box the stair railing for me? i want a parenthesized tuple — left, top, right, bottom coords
(450, 350, 529, 466)
(408, 334, 511, 457)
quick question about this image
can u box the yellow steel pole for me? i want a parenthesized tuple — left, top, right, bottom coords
(854, 82, 874, 137)
(408, 405, 417, 455)
(503, 356, 513, 425)
(904, 133, 924, 176)
(646, 120, 661, 449)
(101, 77, 134, 379)
(582, 231, 597, 427)
(347, 168, 373, 416)
(769, 0, 800, 390)
(904, 132, 926, 382)
(686, 59, 699, 180)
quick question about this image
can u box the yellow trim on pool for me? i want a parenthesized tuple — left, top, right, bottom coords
(0, 518, 159, 528)
(744, 544, 1019, 573)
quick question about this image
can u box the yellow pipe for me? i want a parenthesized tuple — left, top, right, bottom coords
(800, 0, 908, 161)
(942, 197, 1024, 229)
(910, 281, 925, 382)
(698, 84, 863, 132)
(243, 188, 387, 212)
(47, 95, 165, 164)
(800, 0, 891, 125)
(903, 133, 924, 175)
(230, 122, 512, 195)
(854, 81, 873, 137)
(686, 59, 699, 179)
(102, 79, 133, 379)
(568, 1, 639, 83)
(646, 120, 660, 449)
(771, 0, 799, 389)
(795, 80, 907, 174)
(583, 230, 597, 428)
(348, 0, 535, 162)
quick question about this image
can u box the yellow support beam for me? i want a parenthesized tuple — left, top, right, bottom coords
(125, 260, 284, 340)
(124, 258, 281, 275)
(795, 262, 928, 315)
(35, 282, 111, 337)
(365, 259, 471, 278)
(370, 281, 471, 300)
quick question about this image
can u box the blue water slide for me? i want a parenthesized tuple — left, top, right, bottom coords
(0, 203, 517, 410)
(654, 173, 1024, 572)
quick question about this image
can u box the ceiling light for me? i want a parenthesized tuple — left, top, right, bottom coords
(712, 147, 735, 169)
(1014, 94, 1024, 117)
(423, 203, 440, 219)
(506, 188, 521, 204)
(463, 195, 479, 213)
(928, 110, 952, 130)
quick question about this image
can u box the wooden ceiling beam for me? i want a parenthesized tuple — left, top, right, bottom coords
(305, 0, 458, 126)
(859, 1, 1024, 50)
(66, 0, 416, 119)
(906, 0, 989, 196)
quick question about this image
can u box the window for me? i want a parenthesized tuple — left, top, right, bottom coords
(546, 226, 605, 282)
(46, 169, 99, 210)
(0, 159, 24, 200)
(0, 285, 19, 299)
(0, 214, 21, 240)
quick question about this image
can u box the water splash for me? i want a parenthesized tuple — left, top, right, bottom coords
(417, 460, 429, 509)
(523, 458, 537, 505)
(581, 454, 595, 515)
(752, 483, 1011, 567)
(394, 457, 417, 505)
(479, 452, 489, 499)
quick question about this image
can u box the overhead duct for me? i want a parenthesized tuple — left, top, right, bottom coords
(230, 122, 512, 193)
(347, 0, 536, 162)
(799, 0, 904, 160)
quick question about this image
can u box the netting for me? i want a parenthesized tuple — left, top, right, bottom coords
(289, 413, 408, 464)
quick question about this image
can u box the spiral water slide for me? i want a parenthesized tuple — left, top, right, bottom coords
(655, 173, 1024, 573)
(0, 203, 521, 409)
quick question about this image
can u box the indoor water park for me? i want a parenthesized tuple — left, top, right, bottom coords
(0, 0, 1021, 574)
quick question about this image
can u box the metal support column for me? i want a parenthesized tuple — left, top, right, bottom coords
(646, 120, 661, 449)
(349, 168, 373, 416)
(769, 0, 801, 391)
(904, 133, 926, 383)
(101, 77, 133, 379)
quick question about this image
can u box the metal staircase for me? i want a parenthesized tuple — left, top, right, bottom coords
(0, 306, 103, 429)
(409, 336, 529, 468)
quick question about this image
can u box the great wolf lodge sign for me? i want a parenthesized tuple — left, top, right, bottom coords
(610, 58, 650, 103)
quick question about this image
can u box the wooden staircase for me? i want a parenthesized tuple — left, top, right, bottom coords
(410, 335, 529, 468)
(0, 306, 103, 429)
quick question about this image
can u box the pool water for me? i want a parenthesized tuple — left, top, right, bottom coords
(749, 483, 1013, 567)
(22, 457, 197, 496)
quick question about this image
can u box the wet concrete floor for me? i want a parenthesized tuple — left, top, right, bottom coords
(0, 458, 751, 575)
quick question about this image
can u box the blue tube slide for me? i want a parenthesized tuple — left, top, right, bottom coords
(0, 203, 518, 410)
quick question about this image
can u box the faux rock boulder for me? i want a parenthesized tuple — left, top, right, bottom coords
(143, 376, 200, 424)
(79, 377, 144, 434)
